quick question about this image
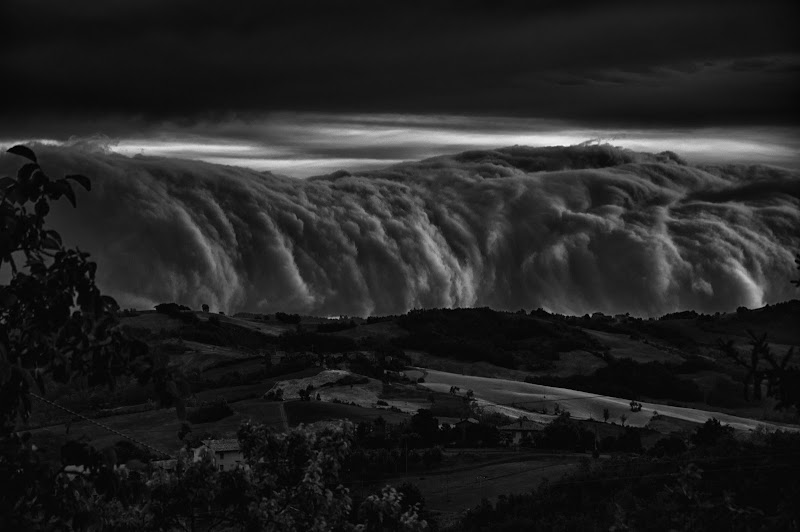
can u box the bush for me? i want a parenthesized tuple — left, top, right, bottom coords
(648, 435, 687, 457)
(691, 418, 735, 448)
(275, 312, 301, 324)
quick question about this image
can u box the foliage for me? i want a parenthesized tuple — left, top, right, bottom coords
(457, 423, 800, 531)
(0, 148, 187, 528)
(719, 331, 799, 411)
(275, 312, 301, 324)
(396, 307, 600, 369)
(527, 358, 703, 403)
(280, 329, 358, 353)
(536, 413, 596, 452)
(0, 148, 157, 429)
(6, 419, 428, 530)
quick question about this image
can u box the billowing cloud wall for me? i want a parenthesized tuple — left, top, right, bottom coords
(1, 144, 798, 317)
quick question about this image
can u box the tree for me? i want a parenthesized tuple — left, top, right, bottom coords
(95, 422, 428, 531)
(0, 146, 178, 528)
(202, 303, 209, 313)
(237, 421, 426, 531)
(690, 418, 734, 448)
(0, 149, 428, 530)
(603, 408, 610, 423)
(619, 414, 627, 427)
(0, 147, 156, 428)
(718, 330, 769, 400)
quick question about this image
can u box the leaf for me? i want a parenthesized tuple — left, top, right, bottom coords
(45, 230, 62, 246)
(101, 295, 119, 313)
(0, 290, 18, 307)
(7, 145, 37, 163)
(60, 181, 77, 207)
(65, 174, 91, 191)
(17, 163, 39, 182)
(35, 199, 50, 218)
(42, 236, 61, 250)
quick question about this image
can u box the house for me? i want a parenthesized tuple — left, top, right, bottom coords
(151, 459, 178, 471)
(499, 419, 545, 446)
(453, 418, 479, 442)
(194, 439, 244, 471)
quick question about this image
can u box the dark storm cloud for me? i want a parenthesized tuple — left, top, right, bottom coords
(1, 144, 797, 316)
(1, 0, 797, 132)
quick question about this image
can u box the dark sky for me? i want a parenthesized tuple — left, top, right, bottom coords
(1, 0, 798, 137)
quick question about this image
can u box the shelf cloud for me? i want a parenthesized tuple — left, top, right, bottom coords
(2, 144, 798, 317)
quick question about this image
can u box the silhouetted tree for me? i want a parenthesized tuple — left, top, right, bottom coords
(0, 147, 167, 528)
(202, 303, 209, 312)
(718, 330, 768, 400)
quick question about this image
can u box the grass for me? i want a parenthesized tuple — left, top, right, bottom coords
(582, 329, 684, 364)
(417, 368, 795, 433)
(348, 454, 581, 528)
(284, 400, 409, 426)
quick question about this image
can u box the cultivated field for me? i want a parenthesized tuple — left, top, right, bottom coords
(417, 368, 793, 432)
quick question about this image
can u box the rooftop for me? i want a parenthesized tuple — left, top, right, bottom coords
(499, 420, 545, 432)
(201, 439, 241, 452)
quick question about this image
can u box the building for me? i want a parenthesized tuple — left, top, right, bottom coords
(151, 459, 178, 471)
(499, 419, 545, 446)
(194, 439, 243, 471)
(453, 418, 479, 442)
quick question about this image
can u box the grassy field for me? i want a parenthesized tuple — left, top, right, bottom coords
(583, 329, 684, 364)
(168, 341, 257, 373)
(284, 400, 409, 426)
(417, 368, 795, 433)
(29, 395, 288, 456)
(348, 453, 582, 528)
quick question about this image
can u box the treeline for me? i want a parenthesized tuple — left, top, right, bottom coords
(527, 358, 704, 403)
(397, 307, 601, 370)
(345, 409, 503, 481)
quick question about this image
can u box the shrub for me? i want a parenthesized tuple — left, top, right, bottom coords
(275, 312, 301, 324)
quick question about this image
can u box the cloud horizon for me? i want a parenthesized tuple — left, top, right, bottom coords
(1, 143, 798, 318)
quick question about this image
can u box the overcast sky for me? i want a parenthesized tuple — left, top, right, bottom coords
(1, 0, 798, 175)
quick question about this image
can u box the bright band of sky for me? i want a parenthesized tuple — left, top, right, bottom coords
(5, 114, 799, 178)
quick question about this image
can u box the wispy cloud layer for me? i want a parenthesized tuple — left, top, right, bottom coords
(1, 144, 797, 317)
(4, 114, 798, 177)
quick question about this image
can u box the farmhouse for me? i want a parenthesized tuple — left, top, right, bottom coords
(194, 439, 243, 471)
(499, 419, 545, 446)
(453, 417, 479, 442)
